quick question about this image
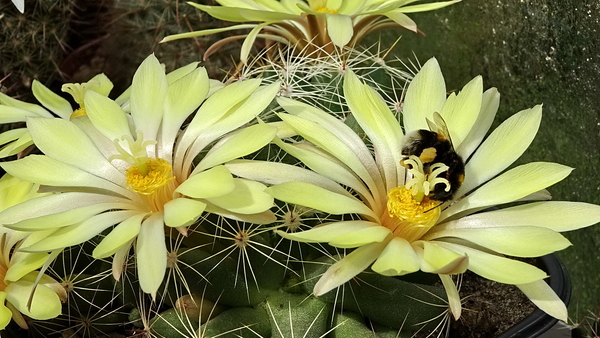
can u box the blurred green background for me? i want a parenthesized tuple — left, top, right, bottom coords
(371, 0, 600, 324)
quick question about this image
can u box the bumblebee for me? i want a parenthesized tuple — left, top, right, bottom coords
(401, 112, 465, 202)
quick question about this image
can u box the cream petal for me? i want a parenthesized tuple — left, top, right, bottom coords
(459, 105, 542, 196)
(225, 160, 352, 198)
(5, 252, 47, 282)
(0, 192, 126, 226)
(112, 239, 133, 281)
(0, 129, 32, 158)
(84, 89, 133, 142)
(436, 241, 548, 284)
(0, 91, 53, 118)
(206, 178, 273, 214)
(1, 155, 135, 200)
(327, 14, 353, 46)
(92, 213, 145, 259)
(414, 241, 468, 274)
(442, 162, 573, 220)
(439, 274, 461, 320)
(163, 198, 207, 228)
(397, 1, 461, 13)
(456, 88, 500, 159)
(266, 182, 378, 219)
(277, 220, 380, 243)
(0, 106, 43, 123)
(371, 237, 420, 276)
(204, 203, 276, 224)
(136, 212, 167, 299)
(344, 70, 404, 191)
(0, 293, 10, 330)
(194, 124, 278, 173)
(176, 165, 235, 199)
(7, 203, 123, 231)
(239, 8, 299, 20)
(241, 22, 270, 64)
(441, 201, 600, 233)
(31, 80, 73, 119)
(517, 280, 567, 321)
(188, 3, 253, 21)
(130, 54, 168, 141)
(402, 58, 446, 133)
(313, 240, 388, 296)
(161, 24, 258, 43)
(426, 226, 571, 257)
(328, 226, 391, 248)
(20, 210, 138, 252)
(384, 10, 417, 31)
(5, 273, 62, 320)
(26, 117, 123, 184)
(439, 75, 482, 148)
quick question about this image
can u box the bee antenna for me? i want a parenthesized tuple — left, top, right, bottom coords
(424, 203, 443, 213)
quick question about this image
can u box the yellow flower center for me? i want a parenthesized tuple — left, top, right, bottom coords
(109, 131, 178, 212)
(380, 155, 451, 242)
(308, 0, 338, 13)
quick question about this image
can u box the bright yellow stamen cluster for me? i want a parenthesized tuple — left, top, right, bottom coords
(308, 0, 338, 13)
(126, 158, 175, 195)
(383, 187, 440, 242)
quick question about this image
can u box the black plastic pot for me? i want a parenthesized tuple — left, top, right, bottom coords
(498, 253, 571, 338)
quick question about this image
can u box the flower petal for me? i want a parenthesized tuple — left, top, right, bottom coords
(31, 80, 72, 119)
(92, 213, 145, 259)
(439, 274, 461, 320)
(5, 275, 62, 320)
(456, 88, 500, 159)
(130, 54, 168, 141)
(384, 10, 417, 32)
(266, 182, 378, 219)
(207, 178, 273, 214)
(84, 89, 133, 142)
(426, 226, 571, 257)
(240, 22, 270, 64)
(517, 280, 567, 321)
(7, 203, 123, 231)
(0, 293, 11, 330)
(371, 237, 420, 276)
(163, 198, 207, 228)
(397, 1, 461, 13)
(439, 75, 482, 148)
(443, 162, 573, 220)
(436, 241, 547, 284)
(402, 58, 446, 133)
(0, 92, 53, 118)
(277, 220, 379, 243)
(327, 14, 353, 46)
(26, 117, 123, 184)
(314, 240, 388, 296)
(20, 210, 138, 252)
(5, 252, 47, 282)
(459, 105, 542, 195)
(176, 165, 235, 199)
(328, 226, 391, 248)
(414, 241, 468, 274)
(136, 213, 167, 299)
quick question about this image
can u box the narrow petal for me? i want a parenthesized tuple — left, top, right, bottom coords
(443, 162, 573, 220)
(20, 210, 138, 252)
(266, 182, 378, 220)
(7, 203, 123, 231)
(195, 123, 278, 172)
(92, 213, 145, 259)
(402, 58, 446, 133)
(436, 241, 547, 285)
(426, 226, 571, 257)
(130, 54, 168, 141)
(439, 75, 482, 148)
(398, 1, 461, 13)
(163, 198, 207, 228)
(456, 88, 500, 159)
(517, 280, 567, 321)
(0, 293, 11, 330)
(328, 226, 391, 248)
(206, 178, 273, 214)
(439, 201, 600, 233)
(84, 89, 133, 142)
(5, 252, 47, 282)
(384, 10, 417, 31)
(277, 220, 380, 243)
(240, 22, 270, 64)
(414, 241, 468, 274)
(0, 92, 53, 118)
(26, 117, 123, 184)
(327, 14, 353, 46)
(176, 165, 235, 199)
(314, 241, 388, 296)
(31, 80, 72, 119)
(5, 276, 62, 320)
(459, 105, 542, 195)
(136, 213, 167, 299)
(371, 237, 420, 276)
(1, 155, 134, 200)
(439, 274, 461, 320)
(225, 160, 352, 198)
(113, 240, 133, 281)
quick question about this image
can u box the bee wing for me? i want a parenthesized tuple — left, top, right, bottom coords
(426, 112, 455, 149)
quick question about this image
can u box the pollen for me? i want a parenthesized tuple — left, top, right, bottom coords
(383, 186, 440, 242)
(126, 158, 175, 196)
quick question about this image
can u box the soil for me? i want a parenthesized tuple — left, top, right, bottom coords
(447, 270, 537, 338)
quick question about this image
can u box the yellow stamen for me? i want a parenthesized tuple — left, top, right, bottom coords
(126, 158, 175, 195)
(383, 187, 440, 242)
